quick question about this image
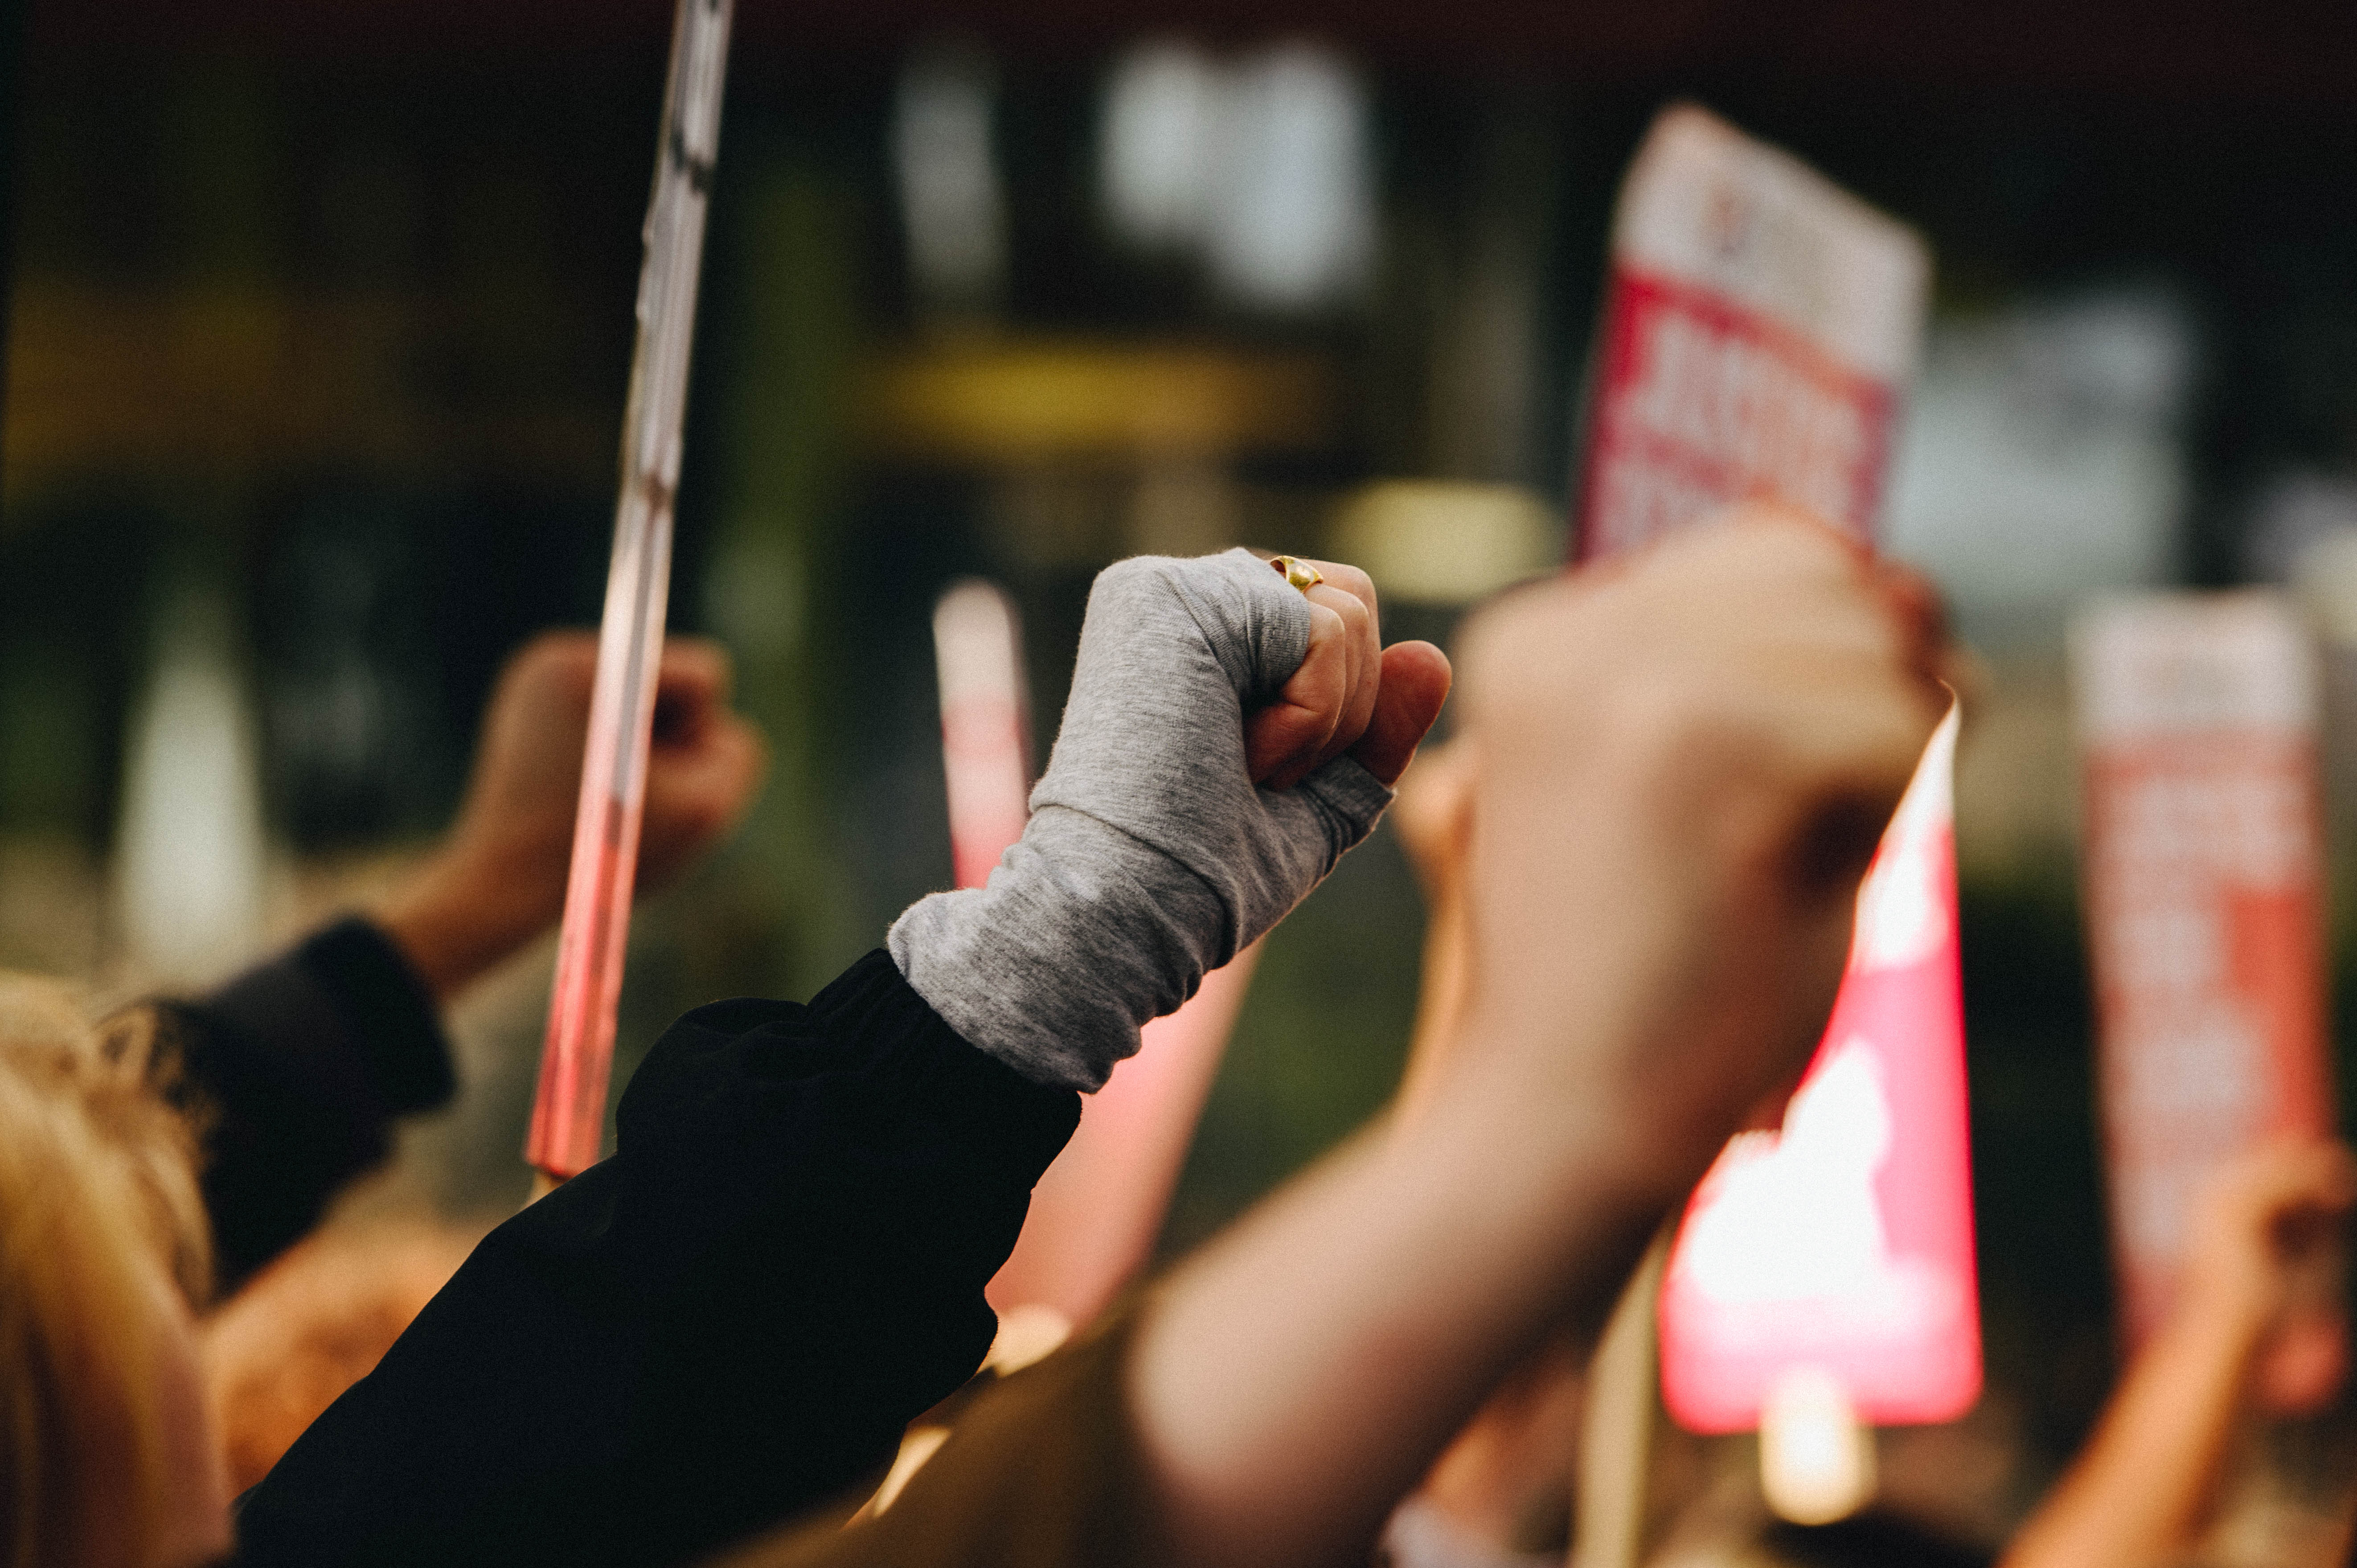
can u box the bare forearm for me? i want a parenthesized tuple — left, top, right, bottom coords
(376, 846, 564, 1004)
(1128, 1054, 1696, 1568)
(2002, 1295, 2262, 1568)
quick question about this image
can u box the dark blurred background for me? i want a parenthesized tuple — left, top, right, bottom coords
(7, 0, 2357, 1555)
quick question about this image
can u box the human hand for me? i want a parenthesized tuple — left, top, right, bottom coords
(1121, 519, 1942, 1566)
(894, 548, 1447, 1090)
(1244, 557, 1452, 790)
(1448, 505, 1947, 1190)
(380, 633, 767, 1001)
(2179, 1136, 2357, 1414)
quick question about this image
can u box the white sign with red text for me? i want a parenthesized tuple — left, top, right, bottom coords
(1575, 104, 1928, 559)
(2072, 592, 2332, 1348)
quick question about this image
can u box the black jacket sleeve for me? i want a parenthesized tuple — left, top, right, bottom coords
(230, 949, 1084, 1568)
(158, 916, 457, 1292)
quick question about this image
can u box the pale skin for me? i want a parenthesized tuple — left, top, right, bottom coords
(1129, 508, 1948, 1568)
(1389, 740, 1475, 1128)
(1391, 741, 1590, 1554)
(2002, 1137, 2357, 1568)
(93, 631, 766, 1567)
(1305, 533, 1954, 1561)
(1385, 593, 1946, 1552)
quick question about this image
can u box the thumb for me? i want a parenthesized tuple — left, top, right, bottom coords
(1349, 642, 1451, 787)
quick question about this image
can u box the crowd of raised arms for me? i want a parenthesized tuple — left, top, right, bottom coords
(2, 509, 2350, 1568)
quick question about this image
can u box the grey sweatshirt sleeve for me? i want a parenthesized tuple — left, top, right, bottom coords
(888, 547, 1395, 1090)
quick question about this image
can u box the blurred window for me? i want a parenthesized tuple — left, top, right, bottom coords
(1885, 289, 2195, 647)
(1099, 40, 1375, 315)
(893, 48, 1008, 318)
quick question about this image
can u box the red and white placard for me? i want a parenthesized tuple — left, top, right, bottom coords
(2072, 592, 2331, 1347)
(1574, 104, 1928, 559)
(1658, 708, 1981, 1433)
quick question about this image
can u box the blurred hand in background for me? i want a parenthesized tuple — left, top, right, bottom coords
(380, 633, 767, 1001)
(2003, 1134, 2357, 1568)
(2184, 1134, 2356, 1416)
(203, 1221, 483, 1494)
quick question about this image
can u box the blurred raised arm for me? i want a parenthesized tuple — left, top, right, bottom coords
(2003, 1137, 2357, 1568)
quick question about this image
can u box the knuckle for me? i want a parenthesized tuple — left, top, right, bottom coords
(1324, 589, 1372, 633)
(1324, 562, 1377, 602)
(1300, 656, 1349, 706)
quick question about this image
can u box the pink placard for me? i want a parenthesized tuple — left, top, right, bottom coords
(1658, 711, 1981, 1432)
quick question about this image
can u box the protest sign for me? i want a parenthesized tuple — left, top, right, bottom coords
(1574, 104, 1927, 559)
(2072, 593, 2332, 1352)
(1658, 710, 1980, 1443)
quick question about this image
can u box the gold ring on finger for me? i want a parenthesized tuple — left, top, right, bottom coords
(1271, 555, 1325, 593)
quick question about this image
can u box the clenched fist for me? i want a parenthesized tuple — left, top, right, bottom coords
(1451, 504, 1948, 1188)
(381, 634, 767, 1000)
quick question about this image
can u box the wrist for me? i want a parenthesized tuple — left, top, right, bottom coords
(889, 815, 1234, 1091)
(377, 844, 562, 1002)
(1402, 1036, 1712, 1314)
(2167, 1271, 2277, 1359)
(1437, 1009, 1737, 1212)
